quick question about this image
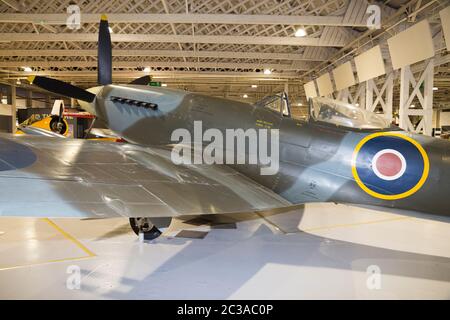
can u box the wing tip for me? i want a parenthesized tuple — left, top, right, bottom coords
(27, 75, 36, 84)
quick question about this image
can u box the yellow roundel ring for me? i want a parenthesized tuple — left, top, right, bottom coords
(351, 132, 430, 200)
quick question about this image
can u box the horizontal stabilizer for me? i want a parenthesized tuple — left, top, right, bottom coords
(129, 75, 151, 85)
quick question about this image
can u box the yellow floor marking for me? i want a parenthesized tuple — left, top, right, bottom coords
(0, 256, 93, 271)
(0, 219, 96, 272)
(42, 218, 96, 257)
(300, 216, 412, 233)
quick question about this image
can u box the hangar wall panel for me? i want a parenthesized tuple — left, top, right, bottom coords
(387, 20, 435, 69)
(0, 104, 12, 116)
(354, 45, 386, 83)
(439, 111, 450, 126)
(440, 6, 450, 52)
(332, 62, 356, 91)
(316, 73, 334, 96)
(304, 81, 318, 99)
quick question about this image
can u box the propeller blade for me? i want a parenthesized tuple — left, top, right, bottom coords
(98, 14, 112, 85)
(28, 76, 96, 103)
(129, 75, 151, 85)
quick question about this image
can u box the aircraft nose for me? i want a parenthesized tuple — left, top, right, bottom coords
(77, 100, 96, 116)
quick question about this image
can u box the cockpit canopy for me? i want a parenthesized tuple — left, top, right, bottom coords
(255, 94, 391, 130)
(310, 97, 391, 129)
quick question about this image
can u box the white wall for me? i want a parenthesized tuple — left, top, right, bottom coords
(433, 110, 450, 128)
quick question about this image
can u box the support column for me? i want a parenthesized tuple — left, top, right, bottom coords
(6, 84, 16, 133)
(399, 68, 409, 130)
(336, 88, 350, 103)
(399, 59, 434, 136)
(26, 90, 33, 108)
(423, 60, 434, 136)
(223, 84, 229, 99)
(70, 82, 77, 108)
(11, 85, 16, 133)
(365, 81, 373, 111)
(284, 82, 289, 97)
(436, 109, 441, 129)
(365, 73, 394, 122)
(354, 83, 365, 108)
(340, 83, 365, 107)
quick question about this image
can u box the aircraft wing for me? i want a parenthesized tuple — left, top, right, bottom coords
(17, 126, 67, 138)
(0, 134, 291, 218)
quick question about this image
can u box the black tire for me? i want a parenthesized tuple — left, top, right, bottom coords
(129, 218, 162, 240)
(49, 116, 68, 135)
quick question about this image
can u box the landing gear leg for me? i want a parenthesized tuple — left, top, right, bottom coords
(129, 217, 162, 241)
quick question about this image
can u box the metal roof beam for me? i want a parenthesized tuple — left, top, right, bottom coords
(0, 49, 325, 61)
(0, 60, 315, 71)
(2, 70, 300, 80)
(0, 33, 346, 47)
(0, 13, 367, 27)
(0, 0, 23, 11)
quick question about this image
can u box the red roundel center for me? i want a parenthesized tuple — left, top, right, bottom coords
(375, 152, 402, 177)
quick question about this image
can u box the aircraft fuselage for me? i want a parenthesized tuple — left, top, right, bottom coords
(85, 84, 450, 217)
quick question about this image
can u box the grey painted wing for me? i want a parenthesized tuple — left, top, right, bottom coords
(0, 134, 291, 218)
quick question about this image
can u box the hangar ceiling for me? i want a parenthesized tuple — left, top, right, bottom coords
(0, 0, 448, 109)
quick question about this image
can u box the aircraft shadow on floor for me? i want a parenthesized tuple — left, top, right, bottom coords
(77, 206, 450, 299)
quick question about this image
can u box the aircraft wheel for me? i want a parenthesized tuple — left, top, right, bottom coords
(49, 115, 68, 135)
(129, 217, 162, 240)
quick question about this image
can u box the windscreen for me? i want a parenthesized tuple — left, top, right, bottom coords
(255, 92, 290, 117)
(311, 97, 390, 129)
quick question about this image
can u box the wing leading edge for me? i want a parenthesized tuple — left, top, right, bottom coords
(0, 134, 291, 218)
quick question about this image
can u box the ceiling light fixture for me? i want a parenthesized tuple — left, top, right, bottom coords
(433, 87, 438, 91)
(161, 83, 167, 87)
(295, 28, 307, 37)
(263, 69, 272, 75)
(243, 94, 248, 98)
(251, 84, 258, 88)
(143, 67, 151, 72)
(22, 67, 32, 72)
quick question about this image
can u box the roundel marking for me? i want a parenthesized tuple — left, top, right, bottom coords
(372, 149, 406, 181)
(0, 137, 37, 171)
(351, 132, 429, 200)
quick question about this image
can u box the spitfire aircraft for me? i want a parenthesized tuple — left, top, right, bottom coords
(1, 15, 449, 240)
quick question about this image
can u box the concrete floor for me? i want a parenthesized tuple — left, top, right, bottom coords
(0, 203, 449, 299)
